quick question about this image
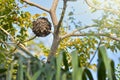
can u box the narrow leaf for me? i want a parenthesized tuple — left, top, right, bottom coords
(31, 70, 42, 80)
(17, 57, 23, 80)
(84, 68, 93, 80)
(62, 51, 69, 71)
(62, 74, 66, 80)
(6, 62, 14, 80)
(97, 60, 106, 80)
(110, 60, 117, 80)
(56, 53, 63, 80)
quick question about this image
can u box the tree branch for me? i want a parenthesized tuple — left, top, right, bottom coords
(47, 0, 62, 62)
(85, 0, 120, 15)
(22, 0, 50, 13)
(61, 32, 120, 41)
(58, 0, 67, 28)
(0, 27, 34, 57)
(9, 46, 18, 54)
(51, 0, 59, 12)
(23, 35, 36, 43)
(72, 25, 97, 34)
(87, 40, 101, 67)
(22, 0, 60, 61)
(50, 0, 59, 26)
(60, 25, 98, 39)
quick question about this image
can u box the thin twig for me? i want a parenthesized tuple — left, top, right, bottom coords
(0, 27, 15, 41)
(9, 46, 18, 54)
(71, 25, 97, 34)
(60, 25, 98, 39)
(22, 0, 50, 12)
(87, 39, 102, 67)
(47, 0, 60, 61)
(0, 40, 10, 47)
(0, 27, 34, 57)
(0, 3, 26, 19)
(61, 32, 120, 41)
(0, 40, 18, 54)
(58, 0, 67, 29)
(23, 30, 54, 43)
(23, 35, 36, 43)
(0, 9, 15, 18)
(50, 0, 59, 26)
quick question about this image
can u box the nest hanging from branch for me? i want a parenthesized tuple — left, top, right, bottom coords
(32, 17, 51, 37)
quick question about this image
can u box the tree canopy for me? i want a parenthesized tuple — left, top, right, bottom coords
(0, 0, 120, 80)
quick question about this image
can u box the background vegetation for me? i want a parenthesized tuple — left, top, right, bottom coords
(0, 0, 120, 80)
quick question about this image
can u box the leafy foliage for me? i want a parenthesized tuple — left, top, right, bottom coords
(0, 46, 117, 80)
(0, 0, 120, 80)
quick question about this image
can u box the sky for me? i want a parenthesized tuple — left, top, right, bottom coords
(18, 0, 120, 79)
(19, 0, 103, 46)
(18, 0, 120, 64)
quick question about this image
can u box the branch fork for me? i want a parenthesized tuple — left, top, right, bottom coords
(22, 0, 120, 61)
(22, 0, 68, 60)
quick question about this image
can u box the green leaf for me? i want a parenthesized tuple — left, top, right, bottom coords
(110, 60, 116, 80)
(116, 42, 120, 50)
(97, 60, 106, 80)
(6, 62, 14, 80)
(62, 74, 66, 80)
(62, 50, 69, 71)
(71, 51, 78, 80)
(71, 51, 84, 80)
(19, 0, 24, 4)
(98, 46, 116, 80)
(68, 12, 73, 16)
(91, 8, 97, 13)
(17, 56, 23, 80)
(84, 68, 93, 80)
(41, 13, 47, 16)
(31, 70, 42, 80)
(56, 53, 63, 80)
(0, 68, 7, 73)
(0, 53, 5, 63)
(82, 71, 87, 80)
(26, 73, 32, 80)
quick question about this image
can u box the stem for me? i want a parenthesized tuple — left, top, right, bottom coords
(87, 40, 101, 67)
(47, 0, 60, 61)
(57, 0, 67, 29)
(61, 32, 120, 41)
(23, 35, 36, 43)
(0, 27, 34, 57)
(48, 34, 60, 62)
(23, 0, 50, 12)
(50, 0, 59, 26)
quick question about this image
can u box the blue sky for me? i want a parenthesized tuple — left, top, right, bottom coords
(19, 0, 103, 46)
(18, 0, 120, 78)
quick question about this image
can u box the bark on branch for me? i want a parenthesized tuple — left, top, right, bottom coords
(61, 32, 120, 41)
(50, 0, 59, 26)
(60, 25, 98, 39)
(22, 0, 68, 61)
(0, 27, 34, 57)
(57, 0, 67, 29)
(22, 0, 50, 12)
(22, 0, 60, 60)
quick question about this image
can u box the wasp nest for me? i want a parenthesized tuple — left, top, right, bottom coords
(32, 17, 51, 37)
